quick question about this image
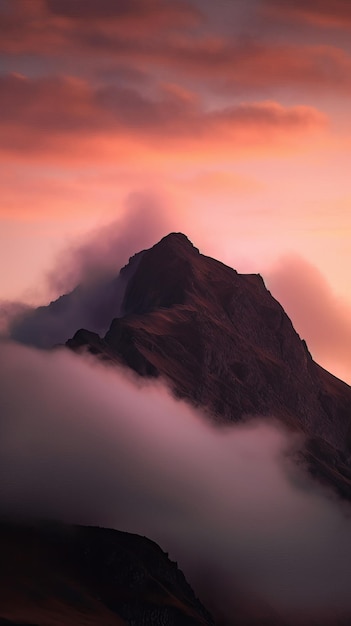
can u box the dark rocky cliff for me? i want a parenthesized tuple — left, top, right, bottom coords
(0, 521, 214, 626)
(67, 233, 351, 498)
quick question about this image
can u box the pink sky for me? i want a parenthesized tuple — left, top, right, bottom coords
(1, 0, 351, 381)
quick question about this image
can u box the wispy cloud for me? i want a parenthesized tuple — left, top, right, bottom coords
(0, 72, 328, 162)
(262, 0, 351, 29)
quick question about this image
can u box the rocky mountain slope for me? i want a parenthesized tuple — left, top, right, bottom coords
(66, 233, 351, 497)
(4, 232, 351, 626)
(0, 521, 213, 626)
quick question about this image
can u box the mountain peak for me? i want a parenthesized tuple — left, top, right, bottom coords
(67, 232, 351, 493)
(121, 232, 200, 316)
(157, 232, 199, 253)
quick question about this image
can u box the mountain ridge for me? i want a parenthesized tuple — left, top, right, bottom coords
(6, 231, 351, 494)
(0, 520, 214, 626)
(65, 232, 351, 498)
(3, 232, 351, 625)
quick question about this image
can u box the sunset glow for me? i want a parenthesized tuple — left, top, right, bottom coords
(1, 0, 351, 381)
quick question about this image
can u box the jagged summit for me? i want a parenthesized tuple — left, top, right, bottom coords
(121, 233, 202, 316)
(121, 233, 199, 273)
(156, 231, 200, 252)
(9, 231, 351, 498)
(67, 234, 351, 500)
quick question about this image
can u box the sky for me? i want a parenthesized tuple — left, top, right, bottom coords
(1, 0, 351, 381)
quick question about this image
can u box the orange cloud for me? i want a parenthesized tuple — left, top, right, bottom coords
(151, 40, 351, 94)
(0, 73, 328, 163)
(262, 0, 351, 29)
(2, 2, 351, 96)
(0, 0, 200, 54)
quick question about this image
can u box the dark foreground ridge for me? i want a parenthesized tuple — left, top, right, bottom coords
(0, 520, 214, 626)
(66, 232, 351, 498)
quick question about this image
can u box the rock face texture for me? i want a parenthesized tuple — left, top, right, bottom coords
(4, 233, 351, 626)
(67, 233, 351, 497)
(0, 521, 214, 626)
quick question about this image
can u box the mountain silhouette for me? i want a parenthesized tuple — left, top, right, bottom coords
(64, 232, 351, 498)
(4, 232, 351, 626)
(0, 521, 214, 626)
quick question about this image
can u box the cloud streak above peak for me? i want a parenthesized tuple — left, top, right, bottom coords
(0, 72, 328, 163)
(262, 0, 351, 29)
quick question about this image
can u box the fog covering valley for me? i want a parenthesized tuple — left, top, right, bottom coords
(1, 338, 351, 625)
(1, 214, 351, 625)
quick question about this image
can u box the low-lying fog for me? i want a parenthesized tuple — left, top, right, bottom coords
(1, 341, 350, 624)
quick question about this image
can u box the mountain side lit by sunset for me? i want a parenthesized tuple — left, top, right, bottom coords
(1, 0, 351, 382)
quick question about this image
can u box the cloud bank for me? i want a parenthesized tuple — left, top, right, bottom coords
(1, 341, 351, 624)
(266, 256, 351, 382)
(0, 71, 327, 161)
(47, 192, 172, 294)
(3, 195, 172, 347)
